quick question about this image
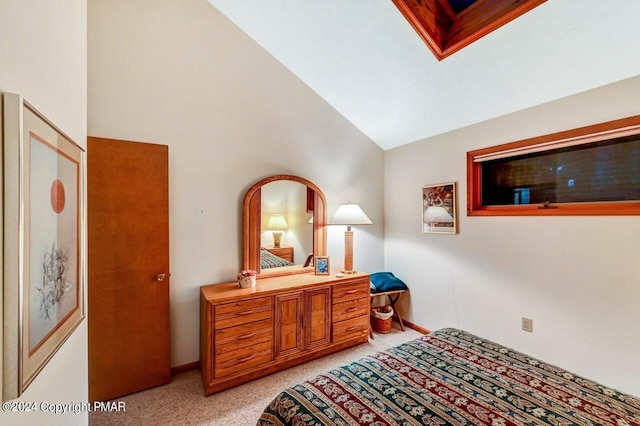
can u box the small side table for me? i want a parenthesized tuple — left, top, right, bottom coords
(369, 289, 406, 339)
(265, 246, 294, 263)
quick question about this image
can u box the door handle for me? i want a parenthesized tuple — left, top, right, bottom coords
(156, 273, 168, 282)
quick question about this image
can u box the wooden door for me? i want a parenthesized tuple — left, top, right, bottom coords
(87, 137, 170, 402)
(305, 287, 331, 349)
(275, 292, 303, 358)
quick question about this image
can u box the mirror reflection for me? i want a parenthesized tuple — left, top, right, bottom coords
(243, 174, 327, 277)
(260, 180, 313, 268)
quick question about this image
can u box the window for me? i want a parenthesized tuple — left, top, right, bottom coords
(467, 115, 640, 216)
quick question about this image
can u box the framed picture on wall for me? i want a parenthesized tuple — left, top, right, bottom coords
(422, 182, 457, 234)
(2, 93, 85, 399)
(314, 256, 330, 275)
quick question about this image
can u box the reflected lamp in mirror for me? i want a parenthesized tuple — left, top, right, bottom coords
(330, 203, 372, 274)
(266, 214, 288, 247)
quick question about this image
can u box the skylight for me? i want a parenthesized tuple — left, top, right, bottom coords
(448, 0, 479, 14)
(393, 0, 547, 60)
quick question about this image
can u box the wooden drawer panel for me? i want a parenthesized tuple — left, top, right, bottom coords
(215, 340, 272, 378)
(332, 299, 369, 323)
(215, 318, 272, 350)
(214, 297, 273, 330)
(333, 279, 370, 304)
(216, 338, 272, 364)
(332, 315, 369, 344)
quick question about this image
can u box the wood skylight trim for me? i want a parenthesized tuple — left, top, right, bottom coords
(392, 0, 548, 60)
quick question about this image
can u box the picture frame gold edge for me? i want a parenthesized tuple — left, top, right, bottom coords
(3, 92, 24, 401)
(2, 92, 86, 401)
(314, 255, 330, 275)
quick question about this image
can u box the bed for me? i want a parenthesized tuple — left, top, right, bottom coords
(258, 328, 639, 426)
(260, 247, 294, 269)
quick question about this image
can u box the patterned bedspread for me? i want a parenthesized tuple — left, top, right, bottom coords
(261, 247, 294, 269)
(258, 328, 640, 426)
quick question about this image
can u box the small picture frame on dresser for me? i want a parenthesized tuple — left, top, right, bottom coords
(314, 256, 330, 275)
(303, 253, 313, 268)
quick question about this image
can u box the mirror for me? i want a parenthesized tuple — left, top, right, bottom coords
(243, 175, 327, 277)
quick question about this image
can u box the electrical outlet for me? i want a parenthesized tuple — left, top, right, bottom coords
(522, 317, 533, 333)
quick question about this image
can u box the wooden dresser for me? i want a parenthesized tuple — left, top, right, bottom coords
(200, 271, 370, 396)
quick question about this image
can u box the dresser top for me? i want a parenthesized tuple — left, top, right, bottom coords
(201, 270, 370, 304)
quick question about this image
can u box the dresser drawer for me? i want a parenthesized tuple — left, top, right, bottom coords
(215, 318, 273, 349)
(214, 340, 273, 378)
(332, 315, 369, 344)
(214, 297, 273, 330)
(333, 279, 370, 304)
(332, 299, 369, 323)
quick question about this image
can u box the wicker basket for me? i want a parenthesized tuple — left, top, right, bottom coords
(371, 305, 394, 334)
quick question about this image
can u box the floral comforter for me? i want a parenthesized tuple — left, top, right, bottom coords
(258, 328, 640, 426)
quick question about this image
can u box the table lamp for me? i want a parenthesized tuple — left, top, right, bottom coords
(266, 214, 288, 247)
(330, 203, 372, 273)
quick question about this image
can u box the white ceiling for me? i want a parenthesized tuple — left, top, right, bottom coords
(208, 0, 640, 150)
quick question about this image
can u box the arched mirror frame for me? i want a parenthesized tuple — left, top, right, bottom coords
(243, 174, 327, 278)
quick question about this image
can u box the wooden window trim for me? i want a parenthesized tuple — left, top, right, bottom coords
(467, 115, 640, 216)
(392, 0, 547, 61)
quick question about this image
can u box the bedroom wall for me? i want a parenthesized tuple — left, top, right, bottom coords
(384, 75, 640, 397)
(87, 0, 384, 369)
(0, 0, 88, 425)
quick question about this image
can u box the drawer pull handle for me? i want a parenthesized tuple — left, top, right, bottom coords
(238, 353, 257, 363)
(346, 289, 358, 294)
(237, 308, 264, 316)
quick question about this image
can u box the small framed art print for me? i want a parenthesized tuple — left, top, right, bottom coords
(314, 256, 330, 275)
(422, 182, 457, 234)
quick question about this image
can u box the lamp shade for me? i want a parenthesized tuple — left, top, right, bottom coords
(330, 203, 372, 226)
(266, 214, 288, 230)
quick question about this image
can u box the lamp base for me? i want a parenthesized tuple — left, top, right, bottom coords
(272, 231, 283, 247)
(341, 269, 358, 274)
(343, 229, 354, 274)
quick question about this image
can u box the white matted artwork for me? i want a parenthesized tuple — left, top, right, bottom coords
(2, 93, 85, 400)
(422, 182, 457, 234)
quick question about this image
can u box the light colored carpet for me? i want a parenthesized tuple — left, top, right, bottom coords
(89, 325, 424, 426)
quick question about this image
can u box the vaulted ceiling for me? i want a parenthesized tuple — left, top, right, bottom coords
(208, 0, 640, 150)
